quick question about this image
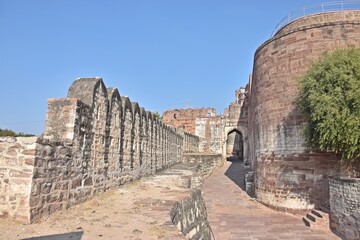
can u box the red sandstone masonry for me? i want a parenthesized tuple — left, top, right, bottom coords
(249, 11, 360, 212)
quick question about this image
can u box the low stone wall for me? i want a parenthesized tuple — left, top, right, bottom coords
(330, 177, 360, 240)
(170, 189, 212, 240)
(170, 153, 223, 240)
(0, 137, 37, 222)
(183, 153, 224, 183)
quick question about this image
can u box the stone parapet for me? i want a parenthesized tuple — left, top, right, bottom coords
(171, 153, 223, 240)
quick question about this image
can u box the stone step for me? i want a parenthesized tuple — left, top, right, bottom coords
(311, 209, 324, 218)
(302, 209, 330, 229)
(302, 216, 311, 227)
(306, 212, 317, 222)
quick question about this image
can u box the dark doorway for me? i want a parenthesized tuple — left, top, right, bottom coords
(226, 129, 243, 158)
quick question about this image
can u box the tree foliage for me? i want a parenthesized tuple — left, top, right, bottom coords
(153, 112, 161, 119)
(297, 48, 360, 161)
(0, 128, 35, 137)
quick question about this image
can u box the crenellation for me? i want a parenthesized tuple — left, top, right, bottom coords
(121, 96, 133, 183)
(106, 88, 122, 187)
(131, 102, 141, 180)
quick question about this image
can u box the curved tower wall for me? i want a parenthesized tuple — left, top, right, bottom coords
(249, 11, 360, 211)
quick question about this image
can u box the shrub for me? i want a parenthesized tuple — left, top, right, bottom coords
(297, 48, 360, 161)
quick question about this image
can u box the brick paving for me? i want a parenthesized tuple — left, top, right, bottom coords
(202, 158, 341, 240)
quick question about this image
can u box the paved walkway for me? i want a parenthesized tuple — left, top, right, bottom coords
(202, 158, 340, 240)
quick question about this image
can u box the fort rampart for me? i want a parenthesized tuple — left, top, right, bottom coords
(249, 10, 360, 212)
(0, 78, 200, 223)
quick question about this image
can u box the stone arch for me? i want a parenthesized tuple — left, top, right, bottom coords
(121, 96, 133, 175)
(226, 129, 243, 157)
(107, 88, 122, 182)
(224, 126, 248, 163)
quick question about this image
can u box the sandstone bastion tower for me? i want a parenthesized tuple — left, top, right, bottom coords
(248, 9, 360, 216)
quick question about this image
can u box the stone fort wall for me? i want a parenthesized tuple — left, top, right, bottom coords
(163, 108, 216, 134)
(163, 108, 224, 154)
(249, 10, 360, 212)
(0, 78, 200, 223)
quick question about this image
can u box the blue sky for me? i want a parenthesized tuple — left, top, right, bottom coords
(0, 0, 334, 135)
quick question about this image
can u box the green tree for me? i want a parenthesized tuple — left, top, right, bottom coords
(0, 128, 35, 137)
(297, 48, 360, 161)
(0, 128, 16, 137)
(153, 112, 161, 119)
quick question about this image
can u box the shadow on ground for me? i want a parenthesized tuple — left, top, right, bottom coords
(224, 156, 245, 191)
(23, 231, 83, 240)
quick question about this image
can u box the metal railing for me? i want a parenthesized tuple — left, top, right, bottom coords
(271, 1, 360, 36)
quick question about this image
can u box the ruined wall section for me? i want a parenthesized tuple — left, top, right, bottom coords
(195, 117, 223, 154)
(163, 108, 216, 134)
(249, 11, 360, 212)
(164, 108, 224, 154)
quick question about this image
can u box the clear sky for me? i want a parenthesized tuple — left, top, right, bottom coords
(0, 0, 335, 135)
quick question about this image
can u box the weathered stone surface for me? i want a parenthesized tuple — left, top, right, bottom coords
(330, 177, 360, 239)
(0, 78, 200, 224)
(0, 137, 36, 222)
(249, 10, 360, 213)
(170, 189, 212, 240)
(170, 154, 223, 240)
(163, 108, 216, 134)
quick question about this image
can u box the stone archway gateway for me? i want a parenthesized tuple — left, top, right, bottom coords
(226, 129, 243, 158)
(223, 126, 248, 163)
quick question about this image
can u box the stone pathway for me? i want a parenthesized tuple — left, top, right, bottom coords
(0, 159, 343, 240)
(202, 158, 341, 240)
